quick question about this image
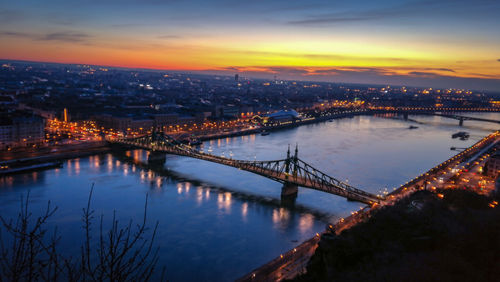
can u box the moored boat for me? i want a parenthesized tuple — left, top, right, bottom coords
(0, 161, 63, 176)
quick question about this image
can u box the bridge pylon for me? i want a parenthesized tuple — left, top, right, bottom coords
(285, 144, 291, 180)
(281, 182, 298, 206)
(281, 144, 299, 205)
(148, 151, 166, 166)
(293, 144, 298, 177)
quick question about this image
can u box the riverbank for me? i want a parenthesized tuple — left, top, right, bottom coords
(0, 142, 110, 175)
(191, 109, 368, 141)
(292, 189, 500, 282)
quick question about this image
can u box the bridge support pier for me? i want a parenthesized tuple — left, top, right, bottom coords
(403, 112, 408, 120)
(459, 118, 464, 126)
(281, 182, 298, 206)
(148, 151, 166, 166)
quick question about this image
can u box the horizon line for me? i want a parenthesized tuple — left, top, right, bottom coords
(1, 57, 498, 94)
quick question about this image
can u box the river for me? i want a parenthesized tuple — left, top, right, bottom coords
(0, 113, 499, 281)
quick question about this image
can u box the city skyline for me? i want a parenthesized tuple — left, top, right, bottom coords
(1, 0, 500, 91)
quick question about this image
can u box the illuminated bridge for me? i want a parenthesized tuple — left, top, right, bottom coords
(429, 113, 500, 126)
(109, 132, 382, 205)
(375, 107, 500, 126)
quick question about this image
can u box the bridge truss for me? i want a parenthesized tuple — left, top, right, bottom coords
(110, 132, 382, 205)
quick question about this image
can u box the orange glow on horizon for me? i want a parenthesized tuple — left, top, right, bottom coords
(2, 33, 499, 82)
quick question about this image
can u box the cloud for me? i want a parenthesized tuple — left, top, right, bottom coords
(288, 14, 384, 25)
(287, 0, 500, 26)
(287, 3, 408, 26)
(0, 31, 31, 38)
(1, 30, 93, 44)
(423, 68, 455, 73)
(218, 49, 411, 65)
(408, 71, 441, 78)
(199, 65, 500, 91)
(218, 66, 455, 79)
(36, 31, 92, 43)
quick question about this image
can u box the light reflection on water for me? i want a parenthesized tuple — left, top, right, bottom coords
(0, 113, 499, 281)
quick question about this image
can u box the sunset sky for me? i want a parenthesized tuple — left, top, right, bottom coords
(1, 0, 500, 90)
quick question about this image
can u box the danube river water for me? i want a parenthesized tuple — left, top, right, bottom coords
(1, 113, 499, 281)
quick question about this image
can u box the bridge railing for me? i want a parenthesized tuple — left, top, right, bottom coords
(294, 159, 381, 201)
(111, 133, 382, 203)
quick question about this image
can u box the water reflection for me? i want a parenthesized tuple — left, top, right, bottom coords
(298, 213, 314, 234)
(272, 207, 290, 229)
(0, 176, 13, 188)
(0, 171, 46, 190)
(123, 164, 129, 176)
(217, 192, 232, 213)
(1, 113, 499, 281)
(74, 159, 80, 175)
(133, 150, 140, 162)
(155, 177, 162, 189)
(196, 187, 203, 205)
(242, 202, 248, 221)
(67, 159, 72, 176)
(107, 154, 113, 172)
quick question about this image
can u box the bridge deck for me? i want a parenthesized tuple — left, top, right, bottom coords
(115, 138, 381, 205)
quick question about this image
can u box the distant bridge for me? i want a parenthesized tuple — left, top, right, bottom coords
(430, 113, 500, 126)
(109, 132, 382, 205)
(375, 107, 500, 126)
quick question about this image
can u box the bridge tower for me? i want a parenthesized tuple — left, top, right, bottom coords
(147, 123, 167, 166)
(285, 144, 291, 179)
(281, 144, 298, 205)
(293, 144, 298, 177)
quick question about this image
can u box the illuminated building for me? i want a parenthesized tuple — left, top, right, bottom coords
(485, 152, 500, 178)
(0, 111, 45, 150)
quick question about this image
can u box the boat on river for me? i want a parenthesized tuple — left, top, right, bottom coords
(0, 161, 63, 176)
(452, 131, 469, 139)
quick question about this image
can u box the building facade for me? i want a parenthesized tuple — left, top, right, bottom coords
(485, 152, 500, 178)
(0, 112, 45, 150)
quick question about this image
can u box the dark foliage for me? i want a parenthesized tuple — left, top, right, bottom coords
(293, 189, 500, 282)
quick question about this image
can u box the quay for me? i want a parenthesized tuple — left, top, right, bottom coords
(0, 141, 110, 175)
